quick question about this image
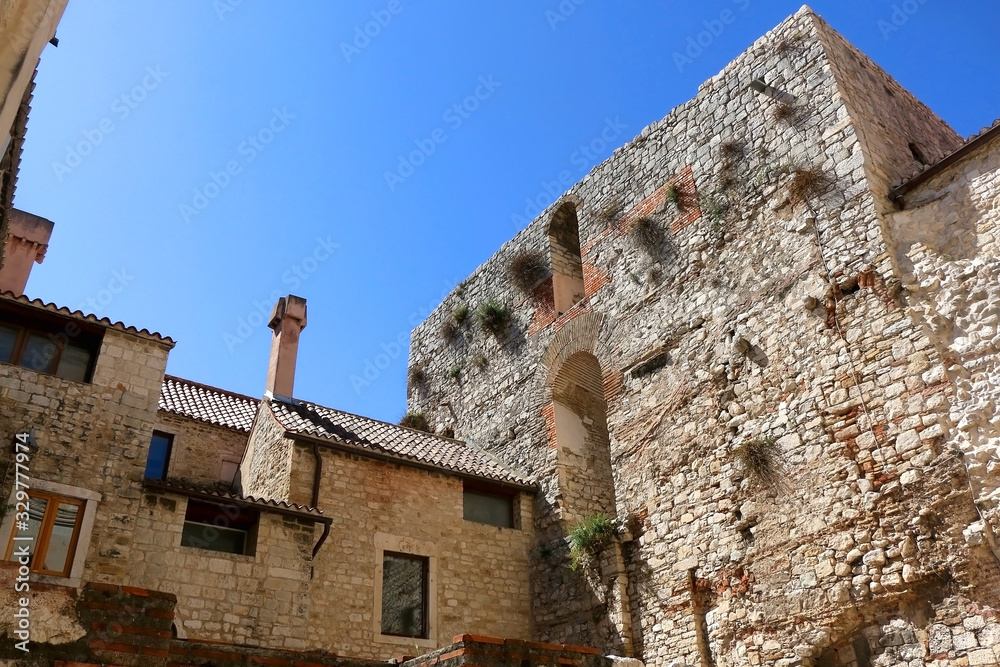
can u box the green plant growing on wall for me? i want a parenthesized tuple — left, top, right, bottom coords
(665, 184, 681, 208)
(399, 412, 431, 433)
(452, 304, 469, 324)
(568, 514, 617, 570)
(476, 300, 510, 336)
(733, 436, 784, 489)
(508, 251, 549, 294)
(448, 364, 462, 380)
(700, 195, 727, 230)
(473, 353, 488, 369)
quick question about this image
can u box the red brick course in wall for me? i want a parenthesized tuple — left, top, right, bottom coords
(401, 635, 608, 667)
(528, 167, 700, 337)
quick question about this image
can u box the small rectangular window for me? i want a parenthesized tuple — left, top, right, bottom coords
(144, 432, 173, 480)
(180, 500, 257, 556)
(463, 484, 515, 528)
(381, 552, 429, 638)
(4, 491, 85, 578)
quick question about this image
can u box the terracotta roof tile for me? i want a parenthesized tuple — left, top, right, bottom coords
(159, 375, 258, 432)
(143, 478, 328, 522)
(268, 399, 534, 488)
(0, 290, 175, 345)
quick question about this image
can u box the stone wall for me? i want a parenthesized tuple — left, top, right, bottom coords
(125, 491, 317, 649)
(883, 132, 1000, 563)
(298, 442, 535, 660)
(0, 325, 171, 584)
(153, 412, 248, 487)
(238, 401, 293, 499)
(407, 7, 1000, 665)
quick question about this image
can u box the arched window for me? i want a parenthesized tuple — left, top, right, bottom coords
(548, 203, 586, 316)
(551, 352, 616, 521)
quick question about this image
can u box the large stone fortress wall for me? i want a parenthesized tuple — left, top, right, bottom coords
(408, 7, 1000, 666)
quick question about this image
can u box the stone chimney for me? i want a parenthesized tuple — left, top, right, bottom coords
(0, 209, 54, 296)
(265, 295, 307, 401)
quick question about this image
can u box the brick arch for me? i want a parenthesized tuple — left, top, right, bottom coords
(541, 311, 607, 390)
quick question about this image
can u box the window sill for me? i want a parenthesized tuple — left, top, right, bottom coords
(376, 633, 437, 649)
(178, 545, 255, 561)
(32, 572, 83, 590)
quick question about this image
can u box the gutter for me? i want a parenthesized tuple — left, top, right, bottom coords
(889, 122, 1000, 209)
(143, 479, 331, 526)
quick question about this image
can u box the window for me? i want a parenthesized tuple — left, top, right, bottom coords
(0, 307, 102, 383)
(381, 552, 429, 638)
(180, 500, 258, 556)
(144, 431, 173, 480)
(4, 491, 85, 578)
(463, 483, 515, 528)
(548, 202, 586, 316)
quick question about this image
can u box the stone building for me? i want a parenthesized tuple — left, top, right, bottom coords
(1, 4, 1000, 667)
(405, 6, 1000, 667)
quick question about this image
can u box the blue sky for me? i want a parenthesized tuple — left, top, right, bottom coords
(15, 1, 1000, 422)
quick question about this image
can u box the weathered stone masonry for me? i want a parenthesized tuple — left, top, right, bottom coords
(408, 7, 1000, 666)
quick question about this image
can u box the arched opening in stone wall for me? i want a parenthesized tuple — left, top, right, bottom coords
(551, 351, 616, 522)
(548, 203, 586, 316)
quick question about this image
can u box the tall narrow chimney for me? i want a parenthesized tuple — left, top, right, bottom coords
(0, 209, 54, 297)
(265, 295, 307, 401)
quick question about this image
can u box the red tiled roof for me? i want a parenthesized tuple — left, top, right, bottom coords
(0, 290, 175, 345)
(268, 399, 534, 488)
(159, 375, 258, 432)
(143, 478, 329, 523)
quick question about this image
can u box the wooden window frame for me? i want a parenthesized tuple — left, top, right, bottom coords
(144, 431, 174, 481)
(0, 306, 102, 383)
(462, 480, 517, 529)
(380, 551, 430, 639)
(4, 491, 85, 578)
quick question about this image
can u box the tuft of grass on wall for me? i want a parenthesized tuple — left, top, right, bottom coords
(476, 300, 510, 336)
(408, 367, 427, 387)
(452, 304, 470, 325)
(629, 217, 665, 256)
(508, 252, 549, 294)
(733, 436, 784, 489)
(787, 166, 826, 204)
(568, 514, 617, 570)
(399, 412, 431, 433)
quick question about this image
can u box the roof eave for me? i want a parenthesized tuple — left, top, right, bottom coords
(890, 122, 1000, 208)
(142, 479, 332, 525)
(283, 429, 537, 493)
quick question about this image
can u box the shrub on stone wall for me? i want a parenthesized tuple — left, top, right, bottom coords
(476, 300, 510, 336)
(452, 304, 470, 324)
(408, 367, 427, 387)
(508, 252, 550, 294)
(568, 513, 617, 570)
